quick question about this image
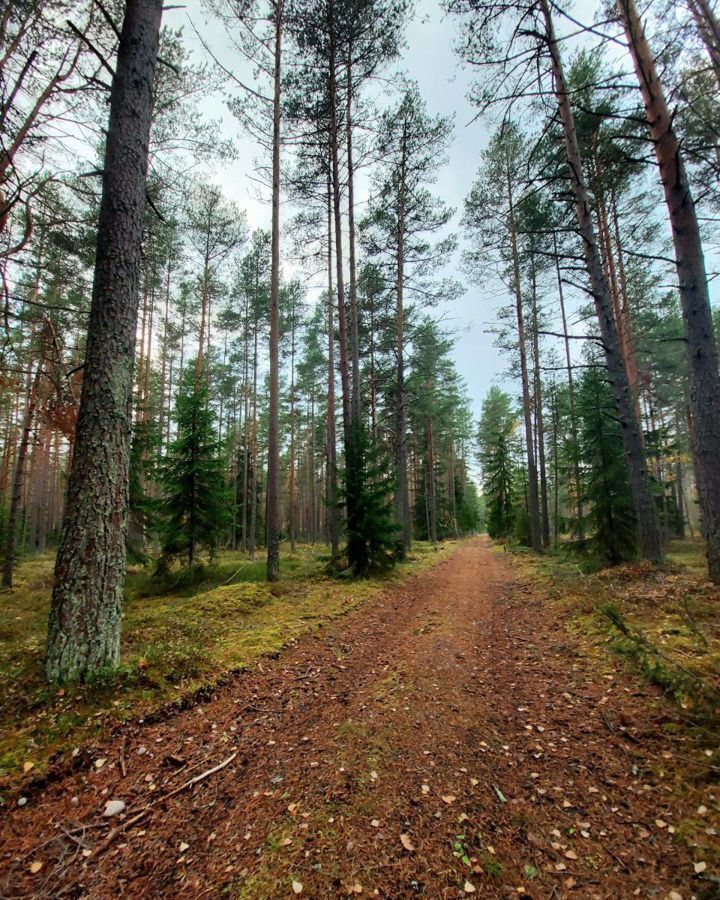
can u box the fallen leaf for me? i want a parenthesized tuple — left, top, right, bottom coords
(493, 785, 507, 804)
(463, 881, 476, 894)
(421, 784, 430, 794)
(694, 861, 707, 874)
(23, 761, 34, 774)
(95, 758, 106, 770)
(565, 850, 577, 860)
(292, 881, 303, 894)
(370, 770, 378, 781)
(179, 842, 189, 853)
(29, 861, 43, 874)
(400, 833, 415, 852)
(371, 819, 380, 828)
(442, 795, 456, 804)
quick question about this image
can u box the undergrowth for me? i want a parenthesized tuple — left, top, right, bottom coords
(501, 536, 720, 735)
(0, 540, 456, 786)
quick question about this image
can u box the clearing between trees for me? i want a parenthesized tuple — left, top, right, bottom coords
(2, 538, 717, 899)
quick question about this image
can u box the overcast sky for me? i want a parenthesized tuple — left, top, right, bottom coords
(165, 0, 695, 438)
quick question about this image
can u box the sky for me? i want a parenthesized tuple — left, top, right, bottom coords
(164, 0, 690, 439)
(169, 0, 505, 431)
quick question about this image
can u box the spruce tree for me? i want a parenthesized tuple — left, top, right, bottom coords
(577, 368, 638, 566)
(478, 387, 518, 540)
(157, 367, 229, 570)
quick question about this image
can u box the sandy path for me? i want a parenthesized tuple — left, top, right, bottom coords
(0, 538, 698, 898)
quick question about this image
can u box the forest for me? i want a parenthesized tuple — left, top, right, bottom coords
(1, 0, 720, 897)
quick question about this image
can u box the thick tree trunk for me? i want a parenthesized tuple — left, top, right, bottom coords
(45, 0, 163, 682)
(266, 0, 283, 582)
(541, 0, 664, 563)
(507, 165, 542, 552)
(618, 0, 720, 580)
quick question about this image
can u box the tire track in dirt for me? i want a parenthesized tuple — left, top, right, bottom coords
(0, 538, 701, 898)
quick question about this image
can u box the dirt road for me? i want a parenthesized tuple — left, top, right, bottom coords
(0, 539, 703, 898)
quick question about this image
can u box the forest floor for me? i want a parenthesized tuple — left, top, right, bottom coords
(1, 537, 719, 899)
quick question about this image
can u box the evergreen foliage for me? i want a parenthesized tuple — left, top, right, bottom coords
(342, 423, 399, 576)
(576, 368, 638, 565)
(157, 367, 229, 570)
(478, 387, 518, 540)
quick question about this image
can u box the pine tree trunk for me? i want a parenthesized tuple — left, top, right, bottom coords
(326, 171, 340, 558)
(345, 54, 361, 423)
(530, 256, 550, 547)
(266, 0, 283, 582)
(241, 293, 250, 553)
(553, 233, 585, 539)
(3, 360, 42, 586)
(609, 188, 641, 418)
(688, 0, 720, 87)
(618, 0, 720, 580)
(46, 0, 163, 682)
(426, 411, 437, 543)
(541, 0, 664, 563)
(394, 121, 411, 555)
(158, 257, 171, 452)
(507, 165, 542, 552)
(249, 321, 259, 561)
(289, 291, 297, 553)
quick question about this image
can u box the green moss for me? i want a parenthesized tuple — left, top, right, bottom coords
(0, 540, 457, 784)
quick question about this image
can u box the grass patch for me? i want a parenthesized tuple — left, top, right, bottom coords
(0, 540, 458, 786)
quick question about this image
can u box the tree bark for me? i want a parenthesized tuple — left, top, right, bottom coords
(3, 359, 42, 586)
(326, 172, 340, 558)
(249, 319, 259, 561)
(45, 0, 163, 682)
(345, 53, 361, 423)
(540, 0, 664, 563)
(618, 0, 720, 580)
(553, 232, 584, 539)
(530, 254, 550, 547)
(426, 408, 437, 543)
(507, 163, 542, 552)
(266, 0, 283, 582)
(394, 119, 411, 555)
